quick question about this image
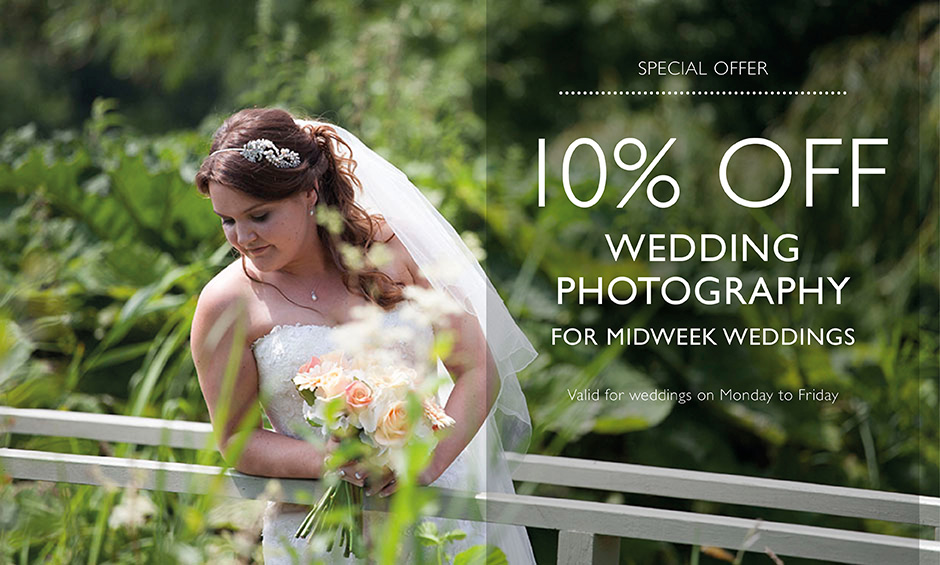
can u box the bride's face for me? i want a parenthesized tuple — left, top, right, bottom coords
(208, 181, 317, 271)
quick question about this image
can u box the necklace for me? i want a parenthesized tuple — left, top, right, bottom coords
(241, 255, 323, 311)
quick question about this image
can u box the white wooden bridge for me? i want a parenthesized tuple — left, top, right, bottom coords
(1, 407, 938, 564)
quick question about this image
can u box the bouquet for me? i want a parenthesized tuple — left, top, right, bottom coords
(291, 350, 456, 557)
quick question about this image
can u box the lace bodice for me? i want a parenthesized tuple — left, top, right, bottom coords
(252, 322, 333, 440)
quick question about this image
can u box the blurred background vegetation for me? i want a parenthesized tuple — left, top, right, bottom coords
(0, 0, 936, 563)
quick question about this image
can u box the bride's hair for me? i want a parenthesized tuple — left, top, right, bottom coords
(194, 108, 404, 309)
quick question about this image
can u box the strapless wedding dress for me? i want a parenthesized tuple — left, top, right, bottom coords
(251, 307, 536, 564)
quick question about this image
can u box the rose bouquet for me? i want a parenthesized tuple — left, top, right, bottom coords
(291, 350, 455, 556)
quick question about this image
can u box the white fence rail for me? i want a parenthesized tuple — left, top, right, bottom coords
(2, 407, 939, 565)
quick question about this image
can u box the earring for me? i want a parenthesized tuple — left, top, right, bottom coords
(309, 209, 315, 216)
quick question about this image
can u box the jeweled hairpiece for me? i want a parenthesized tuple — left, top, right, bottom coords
(209, 138, 301, 168)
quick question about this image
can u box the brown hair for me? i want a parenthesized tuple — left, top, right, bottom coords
(195, 108, 404, 310)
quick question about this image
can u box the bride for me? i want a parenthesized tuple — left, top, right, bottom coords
(189, 108, 537, 563)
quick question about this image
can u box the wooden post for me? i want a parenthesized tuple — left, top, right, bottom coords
(557, 530, 620, 565)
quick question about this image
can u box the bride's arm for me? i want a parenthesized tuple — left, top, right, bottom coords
(421, 308, 500, 484)
(378, 232, 501, 486)
(191, 283, 331, 479)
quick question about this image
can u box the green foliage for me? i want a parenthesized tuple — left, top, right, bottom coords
(0, 102, 227, 420)
(1, 100, 220, 263)
(416, 521, 508, 565)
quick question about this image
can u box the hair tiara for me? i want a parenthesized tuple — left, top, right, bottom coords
(208, 138, 301, 168)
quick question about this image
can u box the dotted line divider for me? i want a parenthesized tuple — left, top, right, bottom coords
(559, 90, 847, 96)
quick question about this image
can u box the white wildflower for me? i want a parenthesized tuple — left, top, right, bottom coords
(418, 257, 470, 284)
(331, 304, 415, 358)
(424, 188, 444, 209)
(108, 487, 156, 530)
(366, 241, 393, 268)
(329, 304, 382, 357)
(339, 242, 365, 270)
(460, 230, 486, 261)
(261, 479, 283, 503)
(315, 204, 345, 235)
(400, 286, 464, 328)
(89, 465, 119, 493)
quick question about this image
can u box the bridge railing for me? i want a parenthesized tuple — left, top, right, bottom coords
(2, 406, 938, 565)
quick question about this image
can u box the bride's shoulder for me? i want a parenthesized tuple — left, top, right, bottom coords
(200, 260, 250, 296)
(372, 220, 429, 288)
(193, 261, 255, 326)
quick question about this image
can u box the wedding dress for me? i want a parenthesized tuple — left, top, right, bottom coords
(251, 306, 537, 564)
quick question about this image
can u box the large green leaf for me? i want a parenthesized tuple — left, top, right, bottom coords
(0, 313, 33, 388)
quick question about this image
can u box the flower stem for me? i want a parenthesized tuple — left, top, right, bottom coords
(295, 484, 336, 539)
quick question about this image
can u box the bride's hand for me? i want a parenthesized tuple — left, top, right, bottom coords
(337, 463, 397, 497)
(366, 468, 397, 497)
(336, 462, 367, 486)
(324, 435, 365, 485)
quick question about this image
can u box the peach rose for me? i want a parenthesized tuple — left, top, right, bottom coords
(373, 400, 410, 448)
(369, 367, 416, 394)
(317, 368, 352, 400)
(344, 379, 373, 413)
(298, 355, 322, 374)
